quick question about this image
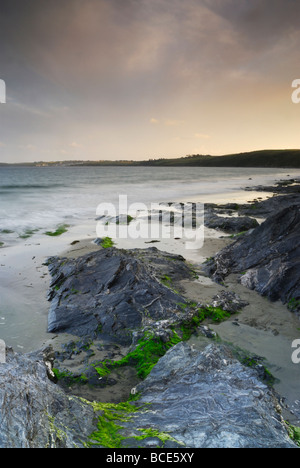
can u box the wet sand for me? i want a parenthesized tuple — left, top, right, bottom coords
(181, 271, 300, 424)
(57, 227, 300, 423)
(0, 223, 97, 351)
(0, 226, 232, 350)
(1, 177, 300, 423)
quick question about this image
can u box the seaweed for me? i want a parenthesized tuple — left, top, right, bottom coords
(45, 224, 70, 237)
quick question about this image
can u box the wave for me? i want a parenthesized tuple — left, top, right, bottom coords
(0, 184, 65, 190)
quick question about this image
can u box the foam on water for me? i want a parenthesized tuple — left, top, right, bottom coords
(0, 165, 299, 246)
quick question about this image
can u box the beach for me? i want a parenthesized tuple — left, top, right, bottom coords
(0, 165, 288, 350)
(54, 225, 300, 422)
(0, 167, 300, 425)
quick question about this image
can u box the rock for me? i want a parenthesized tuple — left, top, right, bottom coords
(0, 347, 98, 448)
(204, 211, 259, 233)
(238, 194, 300, 218)
(0, 338, 297, 448)
(0, 343, 296, 449)
(109, 343, 296, 448)
(205, 188, 300, 221)
(0, 330, 296, 448)
(46, 247, 193, 342)
(211, 290, 249, 313)
(204, 206, 300, 310)
(245, 180, 300, 194)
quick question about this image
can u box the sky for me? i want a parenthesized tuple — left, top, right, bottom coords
(0, 0, 300, 163)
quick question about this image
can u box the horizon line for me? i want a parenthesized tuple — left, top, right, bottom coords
(1, 148, 300, 166)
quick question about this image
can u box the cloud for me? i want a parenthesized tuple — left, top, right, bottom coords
(150, 118, 184, 127)
(1, 0, 297, 107)
(194, 133, 211, 139)
(10, 100, 51, 118)
(0, 0, 299, 161)
(164, 119, 185, 127)
(18, 144, 37, 151)
(0, 0, 235, 103)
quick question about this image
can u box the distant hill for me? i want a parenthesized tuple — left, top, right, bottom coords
(137, 150, 300, 168)
(1, 149, 300, 168)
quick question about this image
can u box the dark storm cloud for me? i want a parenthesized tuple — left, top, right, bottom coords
(200, 0, 300, 73)
(207, 0, 300, 32)
(1, 0, 298, 103)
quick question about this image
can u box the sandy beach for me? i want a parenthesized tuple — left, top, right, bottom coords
(0, 171, 300, 424)
(44, 220, 300, 423)
(0, 224, 98, 351)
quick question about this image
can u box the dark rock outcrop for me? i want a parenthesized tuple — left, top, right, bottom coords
(204, 206, 300, 310)
(109, 343, 296, 448)
(46, 247, 193, 342)
(204, 210, 259, 233)
(245, 179, 300, 194)
(0, 347, 98, 448)
(238, 194, 300, 218)
(0, 343, 296, 448)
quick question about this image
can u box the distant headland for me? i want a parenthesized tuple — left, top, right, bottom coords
(1, 149, 300, 168)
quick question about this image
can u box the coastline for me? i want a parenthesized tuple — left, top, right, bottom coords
(47, 176, 300, 422)
(0, 171, 300, 447)
(0, 168, 282, 351)
(0, 171, 299, 419)
(55, 212, 300, 423)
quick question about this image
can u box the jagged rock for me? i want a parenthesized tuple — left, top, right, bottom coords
(245, 180, 300, 194)
(0, 342, 297, 448)
(46, 247, 193, 343)
(238, 194, 300, 218)
(211, 290, 249, 313)
(204, 206, 300, 310)
(205, 185, 300, 220)
(116, 343, 296, 448)
(204, 211, 259, 233)
(0, 347, 98, 448)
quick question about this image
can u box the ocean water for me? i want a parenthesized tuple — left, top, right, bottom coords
(1, 164, 300, 418)
(0, 164, 299, 353)
(0, 165, 299, 247)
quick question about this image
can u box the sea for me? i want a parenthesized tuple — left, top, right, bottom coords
(0, 165, 299, 352)
(1, 164, 300, 423)
(0, 165, 299, 247)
